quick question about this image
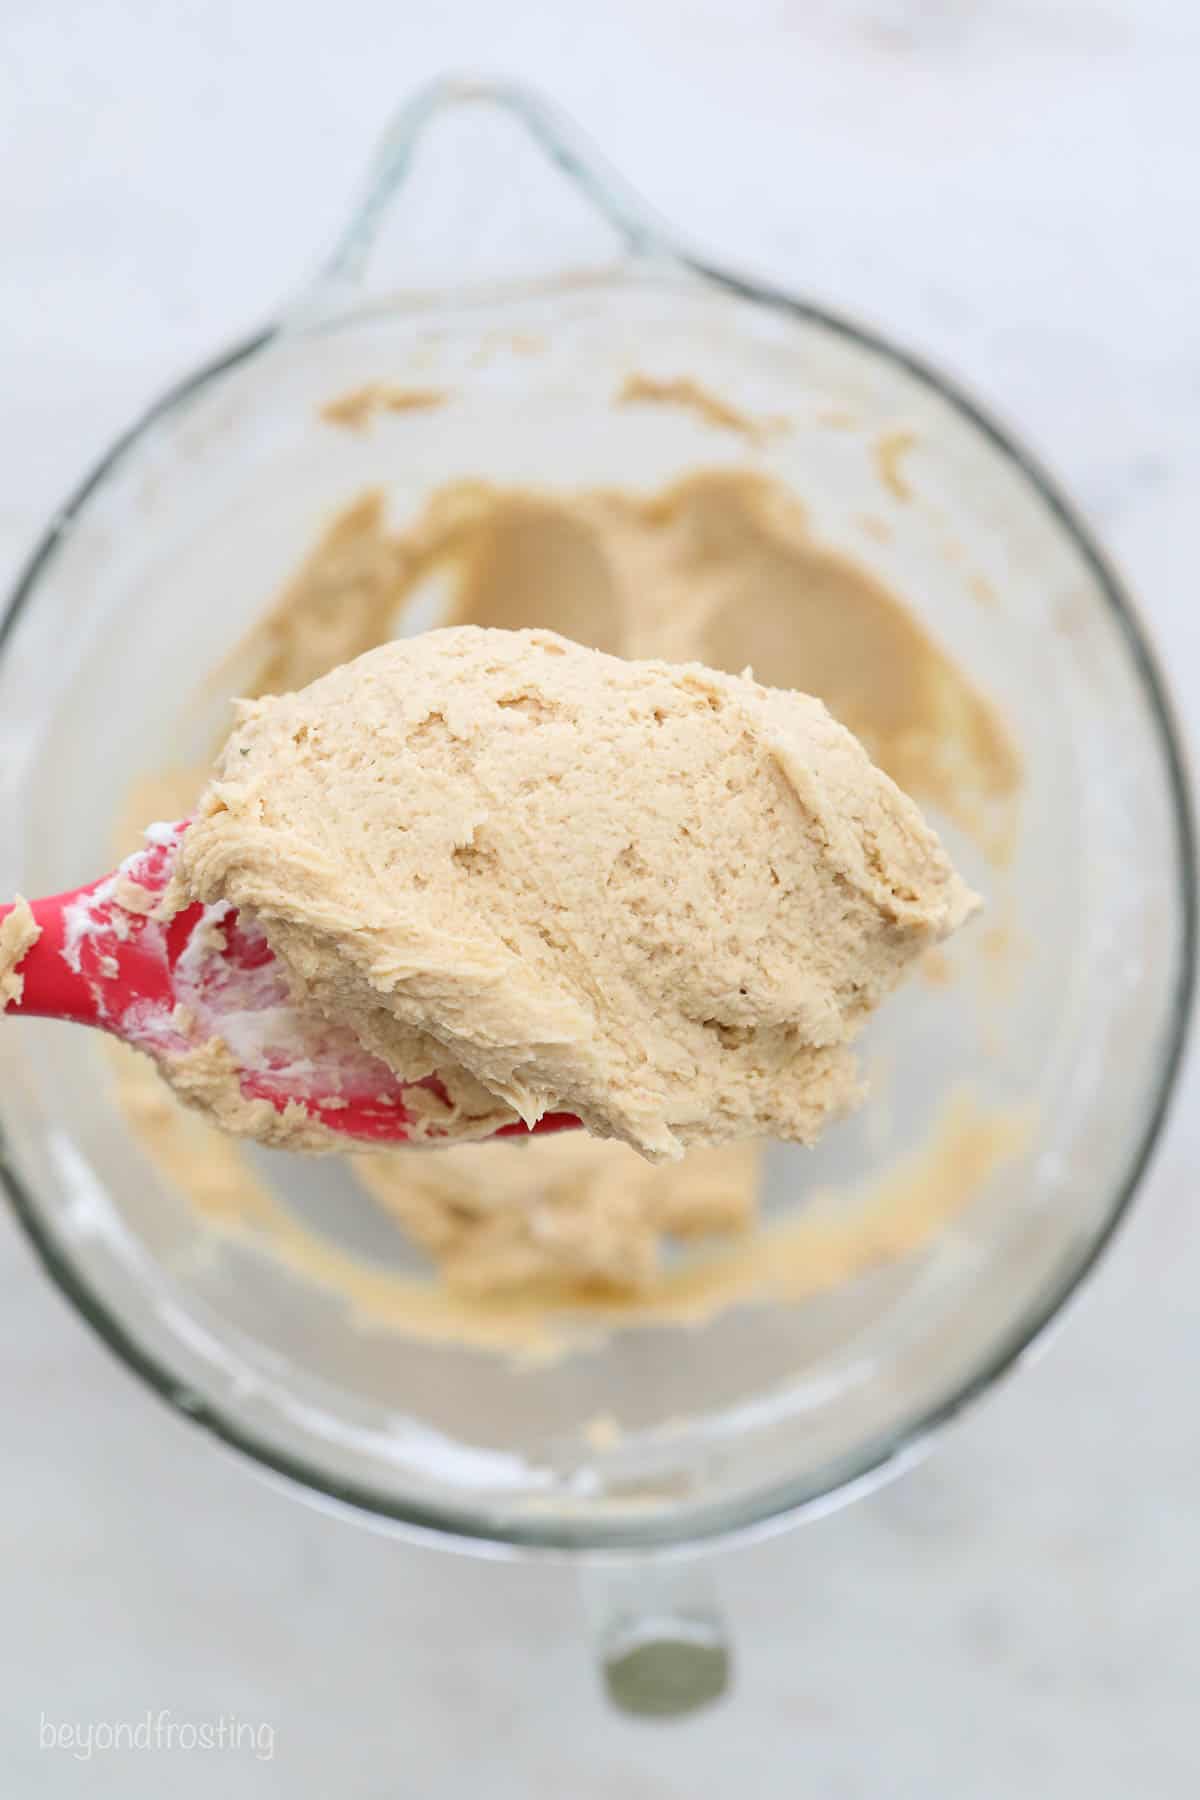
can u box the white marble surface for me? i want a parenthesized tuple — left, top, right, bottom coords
(2, 1, 1199, 1792)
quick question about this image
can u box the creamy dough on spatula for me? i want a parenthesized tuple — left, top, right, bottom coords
(167, 625, 978, 1159)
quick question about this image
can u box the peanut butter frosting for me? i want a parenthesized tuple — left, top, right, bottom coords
(166, 626, 977, 1161)
(106, 464, 1021, 1317)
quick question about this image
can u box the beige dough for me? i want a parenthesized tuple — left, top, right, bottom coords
(615, 372, 789, 446)
(0, 896, 39, 1010)
(107, 1073, 1025, 1364)
(875, 428, 918, 502)
(226, 473, 1021, 862)
(168, 626, 976, 1160)
(355, 1132, 758, 1295)
(320, 384, 449, 431)
(109, 465, 1022, 1313)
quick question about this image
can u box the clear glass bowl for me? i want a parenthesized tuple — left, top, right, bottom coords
(0, 82, 1193, 1588)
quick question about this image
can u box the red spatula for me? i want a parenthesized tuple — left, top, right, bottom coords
(0, 822, 578, 1148)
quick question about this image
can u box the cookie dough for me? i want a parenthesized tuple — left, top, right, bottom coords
(0, 896, 39, 1011)
(110, 465, 1021, 1307)
(320, 384, 448, 431)
(228, 473, 1021, 861)
(167, 626, 976, 1161)
(615, 373, 788, 445)
(355, 1132, 758, 1295)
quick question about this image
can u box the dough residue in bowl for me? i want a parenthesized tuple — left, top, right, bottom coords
(109, 467, 1024, 1333)
(225, 473, 1021, 863)
(615, 372, 790, 446)
(355, 1131, 760, 1296)
(319, 383, 449, 431)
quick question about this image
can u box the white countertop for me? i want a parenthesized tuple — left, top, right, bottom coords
(3, 2, 1198, 1793)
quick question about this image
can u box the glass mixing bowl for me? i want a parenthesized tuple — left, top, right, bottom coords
(0, 80, 1193, 1711)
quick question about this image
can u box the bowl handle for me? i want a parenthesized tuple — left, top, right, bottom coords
(578, 1552, 732, 1718)
(283, 75, 683, 328)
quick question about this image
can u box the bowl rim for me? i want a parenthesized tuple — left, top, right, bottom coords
(1, 266, 1195, 1556)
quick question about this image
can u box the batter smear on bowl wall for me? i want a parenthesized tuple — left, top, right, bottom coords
(104, 467, 1024, 1335)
